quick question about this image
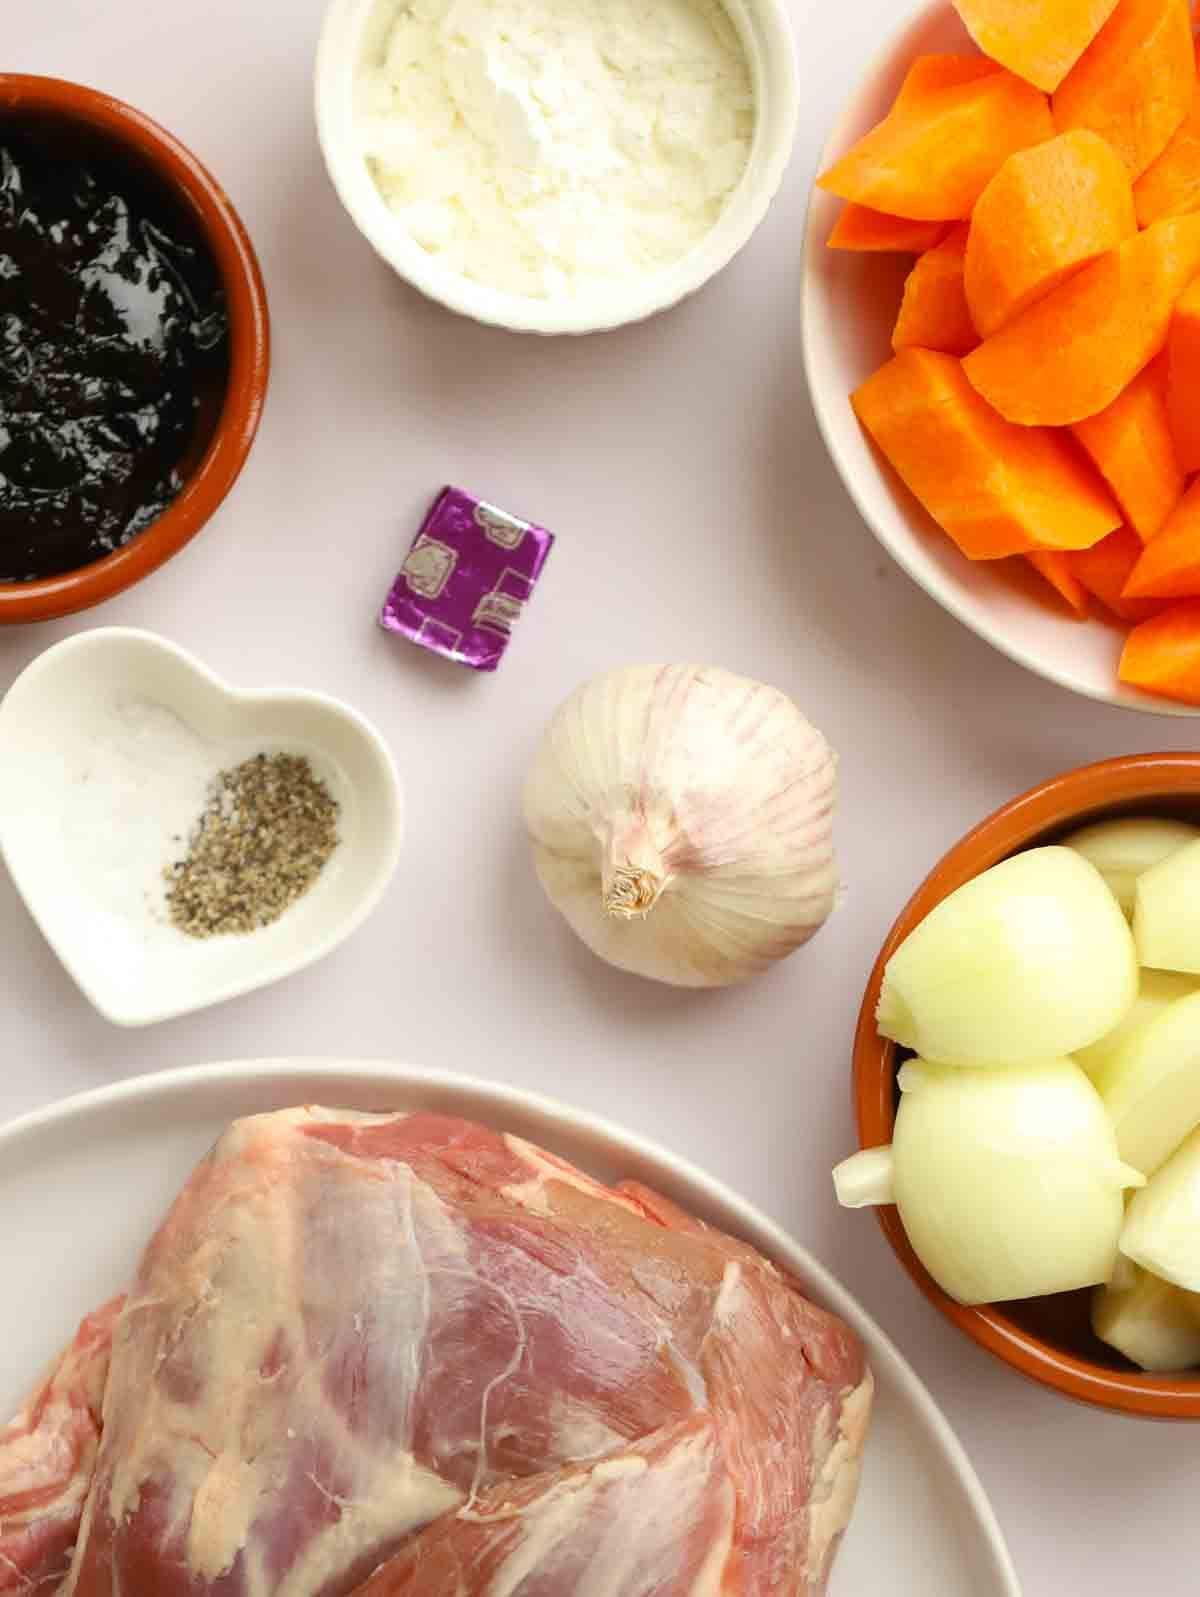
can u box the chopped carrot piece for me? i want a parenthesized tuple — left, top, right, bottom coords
(1165, 276, 1200, 473)
(892, 227, 979, 355)
(852, 349, 1122, 560)
(965, 131, 1135, 338)
(962, 215, 1200, 425)
(1052, 0, 1193, 178)
(1028, 550, 1091, 613)
(898, 55, 1005, 94)
(1124, 479, 1200, 597)
(1120, 600, 1200, 702)
(1132, 42, 1200, 225)
(1072, 358, 1184, 541)
(953, 0, 1121, 91)
(817, 55, 1054, 220)
(1069, 525, 1164, 620)
(827, 205, 948, 252)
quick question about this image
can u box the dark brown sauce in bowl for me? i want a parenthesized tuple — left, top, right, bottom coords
(0, 74, 268, 622)
(0, 115, 231, 581)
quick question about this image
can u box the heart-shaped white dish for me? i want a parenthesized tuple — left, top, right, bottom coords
(0, 628, 403, 1026)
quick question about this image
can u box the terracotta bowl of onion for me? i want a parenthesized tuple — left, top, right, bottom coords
(0, 629, 403, 1026)
(0, 74, 269, 621)
(845, 753, 1200, 1418)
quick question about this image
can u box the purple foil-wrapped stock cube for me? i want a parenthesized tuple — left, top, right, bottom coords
(380, 488, 554, 671)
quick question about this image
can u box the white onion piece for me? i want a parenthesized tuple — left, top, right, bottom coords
(1074, 970, 1198, 1093)
(1063, 816, 1200, 916)
(1109, 1251, 1140, 1293)
(1135, 840, 1200, 975)
(891, 1059, 1142, 1305)
(1092, 1265, 1200, 1372)
(1100, 989, 1200, 1176)
(876, 847, 1137, 1066)
(832, 1146, 895, 1208)
(1120, 1127, 1200, 1292)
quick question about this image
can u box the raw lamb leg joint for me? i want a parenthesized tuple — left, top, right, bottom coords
(5, 1107, 872, 1596)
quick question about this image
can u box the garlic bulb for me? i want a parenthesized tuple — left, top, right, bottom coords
(522, 664, 838, 987)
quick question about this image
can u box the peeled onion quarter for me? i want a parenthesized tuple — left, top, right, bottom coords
(1063, 816, 1200, 917)
(1120, 1126, 1200, 1293)
(1092, 1265, 1200, 1373)
(893, 1058, 1141, 1306)
(1075, 970, 1198, 1093)
(1135, 839, 1200, 976)
(1100, 988, 1200, 1177)
(877, 847, 1137, 1066)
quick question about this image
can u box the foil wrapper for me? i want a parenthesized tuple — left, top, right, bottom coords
(380, 487, 554, 671)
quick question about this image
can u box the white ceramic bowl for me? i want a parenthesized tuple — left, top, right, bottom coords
(0, 629, 404, 1026)
(801, 0, 1200, 718)
(314, 0, 799, 335)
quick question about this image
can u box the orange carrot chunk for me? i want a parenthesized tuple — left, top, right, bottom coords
(817, 56, 1054, 221)
(1132, 43, 1200, 225)
(962, 215, 1200, 426)
(892, 226, 979, 355)
(1166, 276, 1200, 473)
(1120, 600, 1200, 702)
(827, 205, 948, 253)
(1069, 526, 1163, 620)
(953, 0, 1120, 92)
(852, 348, 1122, 560)
(1052, 0, 1193, 179)
(1027, 550, 1091, 613)
(965, 131, 1135, 338)
(1124, 479, 1200, 598)
(1071, 358, 1184, 541)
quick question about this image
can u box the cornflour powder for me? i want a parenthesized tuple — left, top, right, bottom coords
(357, 0, 755, 297)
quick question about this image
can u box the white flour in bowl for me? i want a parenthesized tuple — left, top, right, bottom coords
(356, 0, 755, 297)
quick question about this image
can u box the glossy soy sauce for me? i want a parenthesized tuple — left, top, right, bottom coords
(0, 117, 230, 580)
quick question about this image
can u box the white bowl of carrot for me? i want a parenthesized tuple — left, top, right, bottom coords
(802, 0, 1200, 714)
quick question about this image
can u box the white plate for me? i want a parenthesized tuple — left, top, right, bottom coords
(0, 1061, 1020, 1596)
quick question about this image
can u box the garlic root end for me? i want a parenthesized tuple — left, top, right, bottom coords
(603, 866, 666, 919)
(601, 814, 670, 919)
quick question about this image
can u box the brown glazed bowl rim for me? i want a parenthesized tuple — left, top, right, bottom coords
(854, 752, 1200, 1420)
(0, 74, 269, 622)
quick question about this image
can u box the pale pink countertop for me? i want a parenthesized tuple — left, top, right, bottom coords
(5, 1, 1200, 1590)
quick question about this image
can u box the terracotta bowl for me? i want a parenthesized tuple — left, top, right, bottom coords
(855, 753, 1200, 1419)
(0, 75, 269, 622)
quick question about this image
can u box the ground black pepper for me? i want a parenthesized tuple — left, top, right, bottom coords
(165, 753, 339, 938)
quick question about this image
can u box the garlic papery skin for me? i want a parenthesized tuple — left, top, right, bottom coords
(522, 664, 838, 988)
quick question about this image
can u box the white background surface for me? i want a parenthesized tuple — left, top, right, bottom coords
(5, 2, 1200, 1592)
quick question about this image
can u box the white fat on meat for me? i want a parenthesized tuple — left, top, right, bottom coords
(483, 1433, 732, 1597)
(498, 1134, 646, 1219)
(804, 1373, 875, 1586)
(87, 1129, 468, 1596)
(0, 1301, 120, 1597)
